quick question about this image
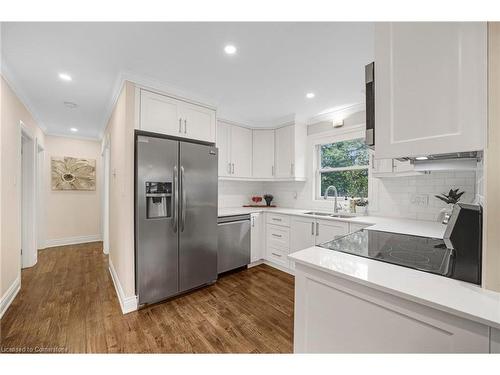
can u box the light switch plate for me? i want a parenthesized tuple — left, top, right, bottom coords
(411, 194, 429, 207)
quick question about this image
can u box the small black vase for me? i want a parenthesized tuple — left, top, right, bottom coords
(263, 194, 274, 206)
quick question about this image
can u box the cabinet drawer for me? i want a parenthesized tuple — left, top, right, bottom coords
(266, 213, 290, 227)
(266, 224, 290, 251)
(266, 246, 289, 268)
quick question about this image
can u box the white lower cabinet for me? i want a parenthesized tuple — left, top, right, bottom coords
(294, 263, 491, 353)
(315, 219, 349, 245)
(250, 213, 264, 263)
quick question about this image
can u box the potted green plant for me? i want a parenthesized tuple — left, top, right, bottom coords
(354, 198, 368, 215)
(435, 188, 465, 223)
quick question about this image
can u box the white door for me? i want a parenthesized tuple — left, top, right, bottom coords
(181, 102, 216, 143)
(290, 217, 316, 253)
(230, 125, 252, 177)
(375, 22, 487, 159)
(315, 219, 349, 245)
(140, 90, 182, 136)
(252, 129, 275, 178)
(217, 122, 231, 177)
(275, 125, 294, 178)
(250, 213, 263, 263)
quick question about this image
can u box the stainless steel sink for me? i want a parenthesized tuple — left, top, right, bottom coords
(303, 211, 355, 219)
(304, 211, 332, 217)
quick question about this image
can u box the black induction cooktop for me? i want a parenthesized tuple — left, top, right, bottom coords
(319, 229, 479, 284)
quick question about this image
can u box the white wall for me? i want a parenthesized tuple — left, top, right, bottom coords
(44, 135, 102, 246)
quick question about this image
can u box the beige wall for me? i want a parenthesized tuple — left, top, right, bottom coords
(104, 81, 136, 298)
(44, 135, 102, 242)
(484, 22, 500, 292)
(1, 75, 45, 297)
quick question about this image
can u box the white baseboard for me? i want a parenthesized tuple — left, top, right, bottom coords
(108, 259, 137, 314)
(263, 260, 295, 276)
(0, 275, 21, 319)
(44, 234, 102, 248)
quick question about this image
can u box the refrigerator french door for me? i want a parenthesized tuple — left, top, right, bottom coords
(135, 132, 218, 306)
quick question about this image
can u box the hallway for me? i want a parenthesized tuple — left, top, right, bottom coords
(0, 243, 294, 353)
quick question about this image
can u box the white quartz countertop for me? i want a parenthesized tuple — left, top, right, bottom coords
(289, 246, 500, 330)
(218, 206, 447, 238)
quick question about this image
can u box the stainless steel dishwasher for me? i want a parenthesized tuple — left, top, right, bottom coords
(217, 214, 251, 274)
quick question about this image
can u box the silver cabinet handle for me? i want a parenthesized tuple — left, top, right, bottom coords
(227, 162, 231, 174)
(184, 119, 187, 134)
(272, 165, 275, 176)
(271, 252, 282, 258)
(271, 233, 282, 238)
(231, 163, 235, 174)
(180, 166, 186, 232)
(173, 166, 178, 233)
(291, 163, 294, 175)
(252, 217, 255, 227)
(311, 222, 314, 235)
(178, 118, 182, 133)
(316, 222, 319, 236)
(272, 217, 281, 222)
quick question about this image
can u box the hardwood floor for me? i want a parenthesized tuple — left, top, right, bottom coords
(0, 242, 294, 353)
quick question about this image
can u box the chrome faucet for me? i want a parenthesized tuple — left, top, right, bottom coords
(324, 185, 340, 213)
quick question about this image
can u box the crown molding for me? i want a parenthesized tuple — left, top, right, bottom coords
(1, 57, 47, 133)
(307, 102, 365, 125)
(44, 131, 101, 142)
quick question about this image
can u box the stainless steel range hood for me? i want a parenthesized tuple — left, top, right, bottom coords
(400, 151, 482, 171)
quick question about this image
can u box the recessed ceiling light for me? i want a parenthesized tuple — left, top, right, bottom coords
(415, 156, 429, 161)
(224, 45, 237, 55)
(64, 101, 78, 109)
(306, 92, 315, 99)
(70, 128, 78, 132)
(58, 73, 72, 82)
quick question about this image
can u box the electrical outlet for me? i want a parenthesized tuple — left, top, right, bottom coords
(411, 194, 429, 207)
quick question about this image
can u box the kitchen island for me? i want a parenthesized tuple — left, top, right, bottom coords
(289, 244, 500, 353)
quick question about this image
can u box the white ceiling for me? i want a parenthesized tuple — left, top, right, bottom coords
(1, 22, 374, 139)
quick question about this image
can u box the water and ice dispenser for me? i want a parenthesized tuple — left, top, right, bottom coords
(145, 181, 172, 219)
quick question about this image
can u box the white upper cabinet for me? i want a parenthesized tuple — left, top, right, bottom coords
(217, 121, 231, 177)
(275, 125, 294, 178)
(230, 125, 253, 177)
(252, 129, 275, 178)
(140, 90, 182, 136)
(139, 89, 216, 143)
(217, 121, 252, 178)
(181, 101, 216, 142)
(375, 22, 487, 159)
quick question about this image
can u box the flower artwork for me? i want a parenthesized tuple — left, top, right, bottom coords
(51, 156, 96, 191)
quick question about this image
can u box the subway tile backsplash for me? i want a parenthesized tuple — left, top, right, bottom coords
(218, 170, 480, 222)
(368, 171, 477, 221)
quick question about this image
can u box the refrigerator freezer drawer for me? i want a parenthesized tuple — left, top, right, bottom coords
(217, 217, 251, 274)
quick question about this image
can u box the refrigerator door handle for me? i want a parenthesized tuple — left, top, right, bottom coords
(173, 166, 178, 233)
(180, 166, 186, 232)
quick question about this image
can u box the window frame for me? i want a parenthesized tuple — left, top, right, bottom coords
(314, 131, 369, 200)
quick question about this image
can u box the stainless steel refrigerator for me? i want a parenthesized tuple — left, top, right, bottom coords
(135, 132, 218, 306)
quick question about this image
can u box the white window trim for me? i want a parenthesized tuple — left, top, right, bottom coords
(313, 128, 369, 200)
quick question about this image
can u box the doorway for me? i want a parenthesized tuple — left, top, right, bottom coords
(20, 122, 37, 268)
(102, 138, 110, 255)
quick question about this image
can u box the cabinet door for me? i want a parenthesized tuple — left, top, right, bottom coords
(315, 219, 349, 245)
(291, 217, 316, 252)
(275, 125, 294, 178)
(375, 22, 487, 159)
(140, 90, 182, 136)
(217, 122, 231, 177)
(181, 101, 216, 143)
(252, 129, 275, 178)
(250, 213, 263, 263)
(230, 125, 252, 177)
